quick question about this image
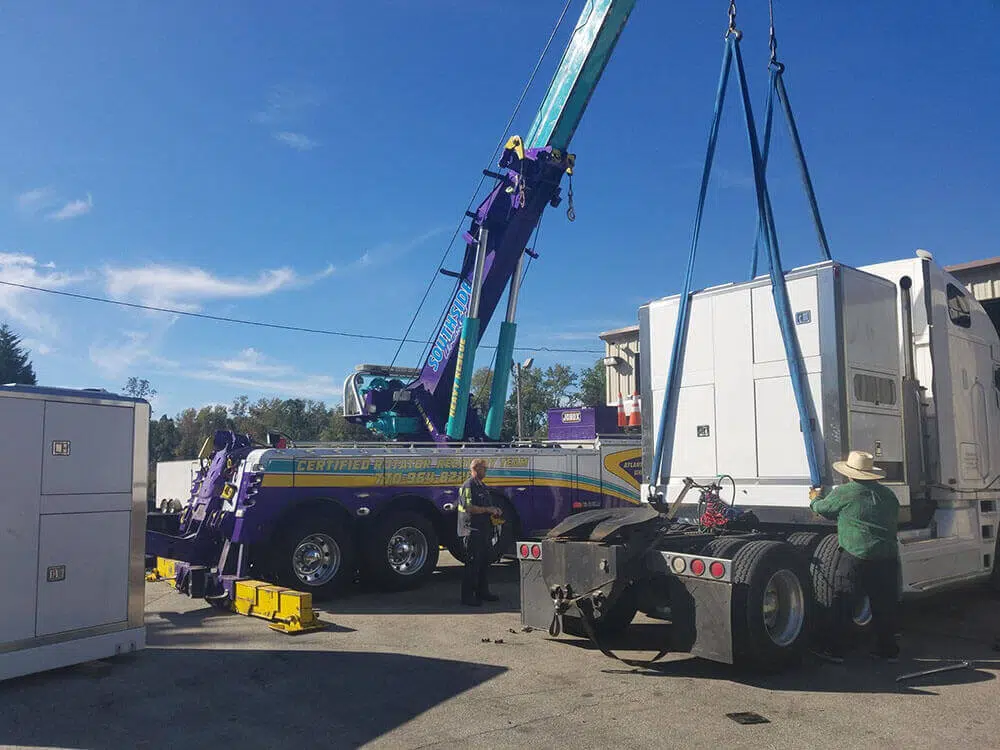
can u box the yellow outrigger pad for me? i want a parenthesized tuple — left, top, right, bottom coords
(146, 557, 179, 587)
(232, 580, 326, 634)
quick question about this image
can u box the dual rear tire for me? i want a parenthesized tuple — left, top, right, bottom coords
(270, 509, 440, 600)
(727, 540, 810, 672)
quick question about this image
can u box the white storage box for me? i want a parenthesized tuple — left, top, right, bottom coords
(0, 385, 149, 681)
(640, 261, 906, 514)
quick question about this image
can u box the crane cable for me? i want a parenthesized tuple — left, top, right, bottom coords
(388, 0, 575, 371)
(650, 0, 825, 491)
(750, 0, 832, 277)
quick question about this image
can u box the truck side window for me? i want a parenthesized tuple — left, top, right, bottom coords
(854, 373, 896, 406)
(946, 283, 972, 328)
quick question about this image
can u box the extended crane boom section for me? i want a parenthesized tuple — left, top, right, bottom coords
(346, 0, 636, 442)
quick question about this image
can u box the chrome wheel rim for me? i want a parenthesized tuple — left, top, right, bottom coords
(853, 593, 873, 627)
(387, 526, 429, 576)
(761, 569, 806, 647)
(292, 533, 341, 586)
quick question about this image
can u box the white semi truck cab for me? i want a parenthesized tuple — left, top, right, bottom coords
(519, 251, 999, 672)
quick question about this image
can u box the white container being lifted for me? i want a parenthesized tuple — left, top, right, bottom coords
(641, 250, 998, 593)
(0, 385, 150, 681)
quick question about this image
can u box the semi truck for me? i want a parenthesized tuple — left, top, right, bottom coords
(519, 251, 1000, 671)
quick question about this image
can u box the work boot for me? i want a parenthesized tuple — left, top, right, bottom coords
(480, 592, 500, 603)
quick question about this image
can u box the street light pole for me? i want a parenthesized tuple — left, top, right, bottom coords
(515, 363, 523, 441)
(513, 357, 533, 442)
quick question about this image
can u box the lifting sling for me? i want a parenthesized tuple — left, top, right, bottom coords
(650, 1, 825, 494)
(750, 1, 832, 278)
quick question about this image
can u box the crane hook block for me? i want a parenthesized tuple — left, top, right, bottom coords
(505, 135, 525, 162)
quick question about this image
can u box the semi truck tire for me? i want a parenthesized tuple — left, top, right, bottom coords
(700, 537, 750, 559)
(730, 540, 810, 672)
(810, 533, 873, 636)
(273, 513, 356, 600)
(562, 588, 638, 639)
(363, 511, 440, 591)
(786, 531, 823, 561)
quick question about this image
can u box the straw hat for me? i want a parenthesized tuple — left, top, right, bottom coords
(832, 450, 885, 481)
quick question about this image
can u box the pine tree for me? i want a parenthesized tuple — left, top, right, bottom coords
(0, 324, 37, 385)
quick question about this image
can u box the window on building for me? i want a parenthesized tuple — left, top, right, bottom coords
(946, 283, 972, 328)
(853, 373, 897, 406)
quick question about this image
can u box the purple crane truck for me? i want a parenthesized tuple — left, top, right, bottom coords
(145, 0, 640, 604)
(146, 433, 641, 599)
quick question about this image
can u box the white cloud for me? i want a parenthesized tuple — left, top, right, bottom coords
(88, 330, 178, 378)
(254, 85, 322, 151)
(0, 253, 86, 334)
(194, 369, 343, 400)
(20, 338, 54, 356)
(47, 193, 93, 221)
(211, 347, 291, 377)
(103, 263, 332, 311)
(17, 187, 55, 215)
(274, 131, 318, 151)
(348, 227, 448, 272)
(188, 348, 342, 400)
(253, 84, 322, 126)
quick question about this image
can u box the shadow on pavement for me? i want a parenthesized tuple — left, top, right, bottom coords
(323, 559, 523, 616)
(0, 647, 506, 749)
(549, 607, 999, 696)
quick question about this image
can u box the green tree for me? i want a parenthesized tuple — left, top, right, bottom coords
(542, 364, 577, 408)
(175, 405, 232, 458)
(503, 366, 551, 440)
(149, 415, 180, 463)
(123, 376, 157, 400)
(470, 366, 494, 418)
(576, 358, 607, 407)
(322, 404, 376, 442)
(0, 324, 37, 385)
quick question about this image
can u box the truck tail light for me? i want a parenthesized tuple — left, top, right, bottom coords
(709, 561, 726, 579)
(670, 556, 687, 574)
(530, 544, 541, 559)
(690, 558, 706, 576)
(520, 543, 530, 558)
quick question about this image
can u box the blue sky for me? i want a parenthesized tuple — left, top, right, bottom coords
(1, 0, 997, 418)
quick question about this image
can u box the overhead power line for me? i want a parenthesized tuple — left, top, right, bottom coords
(0, 279, 604, 355)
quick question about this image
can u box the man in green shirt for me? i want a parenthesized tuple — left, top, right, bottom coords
(810, 450, 900, 662)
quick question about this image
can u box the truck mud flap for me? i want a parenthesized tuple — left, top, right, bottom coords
(665, 576, 733, 665)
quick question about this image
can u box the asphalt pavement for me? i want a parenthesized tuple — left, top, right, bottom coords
(2, 555, 998, 749)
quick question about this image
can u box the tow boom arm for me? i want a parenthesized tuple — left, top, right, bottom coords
(346, 0, 637, 441)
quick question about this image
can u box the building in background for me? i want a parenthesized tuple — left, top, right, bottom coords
(947, 256, 1000, 332)
(599, 325, 640, 407)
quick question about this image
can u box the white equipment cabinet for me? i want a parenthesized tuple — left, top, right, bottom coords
(0, 385, 149, 681)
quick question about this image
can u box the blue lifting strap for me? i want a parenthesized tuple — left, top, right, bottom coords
(650, 33, 824, 492)
(733, 41, 825, 489)
(649, 36, 735, 491)
(750, 64, 833, 279)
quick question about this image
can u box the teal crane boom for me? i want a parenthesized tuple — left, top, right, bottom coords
(347, 0, 638, 442)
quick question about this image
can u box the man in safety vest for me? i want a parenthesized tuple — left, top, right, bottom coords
(809, 450, 901, 663)
(457, 458, 503, 606)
